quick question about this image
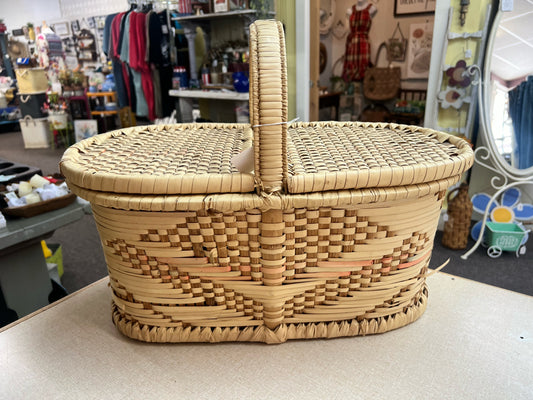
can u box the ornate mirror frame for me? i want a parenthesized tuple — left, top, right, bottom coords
(462, 5, 533, 259)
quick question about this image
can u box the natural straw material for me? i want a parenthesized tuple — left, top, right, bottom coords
(442, 183, 473, 250)
(60, 20, 474, 344)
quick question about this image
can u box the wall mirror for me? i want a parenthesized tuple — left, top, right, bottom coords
(479, 0, 533, 176)
(462, 0, 533, 260)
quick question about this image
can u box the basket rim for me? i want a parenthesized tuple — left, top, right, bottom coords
(65, 174, 460, 212)
(60, 121, 473, 196)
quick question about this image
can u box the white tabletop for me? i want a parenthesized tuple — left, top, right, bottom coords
(1, 273, 532, 400)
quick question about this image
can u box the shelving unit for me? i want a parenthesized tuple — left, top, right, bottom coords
(171, 9, 260, 85)
(169, 9, 270, 123)
(86, 92, 118, 117)
(86, 91, 118, 132)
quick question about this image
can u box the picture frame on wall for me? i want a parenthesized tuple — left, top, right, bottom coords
(387, 23, 407, 62)
(394, 0, 436, 16)
(74, 120, 98, 142)
(406, 21, 434, 79)
(213, 0, 229, 13)
(51, 22, 70, 37)
(387, 39, 407, 62)
(71, 20, 80, 34)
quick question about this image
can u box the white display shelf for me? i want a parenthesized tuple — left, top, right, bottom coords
(169, 89, 249, 101)
(171, 9, 257, 22)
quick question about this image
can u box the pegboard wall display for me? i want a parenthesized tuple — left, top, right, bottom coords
(59, 0, 127, 20)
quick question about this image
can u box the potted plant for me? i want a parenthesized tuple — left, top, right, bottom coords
(58, 69, 73, 95)
(71, 70, 85, 95)
(43, 93, 74, 147)
(43, 92, 68, 129)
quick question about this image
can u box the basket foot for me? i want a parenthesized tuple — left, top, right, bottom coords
(111, 288, 428, 344)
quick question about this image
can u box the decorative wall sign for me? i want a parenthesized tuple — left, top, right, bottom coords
(438, 87, 469, 109)
(51, 21, 70, 37)
(446, 60, 472, 88)
(406, 21, 434, 79)
(395, 0, 436, 16)
(387, 23, 407, 62)
(213, 0, 229, 12)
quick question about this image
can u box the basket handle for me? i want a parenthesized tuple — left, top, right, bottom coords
(373, 42, 389, 67)
(249, 20, 288, 194)
(23, 115, 36, 126)
(446, 186, 460, 204)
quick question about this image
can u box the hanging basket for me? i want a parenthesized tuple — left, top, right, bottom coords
(60, 20, 474, 344)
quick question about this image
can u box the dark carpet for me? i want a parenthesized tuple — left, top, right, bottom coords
(1, 130, 532, 297)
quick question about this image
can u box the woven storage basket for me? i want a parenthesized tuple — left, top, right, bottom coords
(15, 68, 49, 94)
(60, 20, 474, 344)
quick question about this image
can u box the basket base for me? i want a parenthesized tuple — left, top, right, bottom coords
(111, 286, 428, 344)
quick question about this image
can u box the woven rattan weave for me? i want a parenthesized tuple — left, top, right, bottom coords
(60, 20, 474, 343)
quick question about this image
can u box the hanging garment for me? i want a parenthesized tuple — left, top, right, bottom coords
(146, 11, 162, 118)
(108, 12, 129, 109)
(509, 76, 533, 169)
(130, 11, 154, 120)
(117, 10, 136, 112)
(342, 4, 373, 82)
(103, 13, 117, 58)
(157, 10, 174, 117)
(119, 12, 135, 110)
(128, 12, 150, 118)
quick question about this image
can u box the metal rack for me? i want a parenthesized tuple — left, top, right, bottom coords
(127, 0, 182, 65)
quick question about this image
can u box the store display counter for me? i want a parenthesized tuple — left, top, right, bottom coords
(1, 273, 531, 399)
(0, 200, 89, 318)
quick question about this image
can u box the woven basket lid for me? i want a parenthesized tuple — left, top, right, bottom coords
(60, 20, 473, 196)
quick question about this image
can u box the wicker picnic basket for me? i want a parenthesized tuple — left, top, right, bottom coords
(60, 20, 474, 344)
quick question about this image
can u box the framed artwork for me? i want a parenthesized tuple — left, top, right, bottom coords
(406, 21, 434, 79)
(74, 120, 98, 142)
(213, 0, 229, 12)
(52, 22, 70, 37)
(394, 0, 436, 16)
(387, 23, 407, 62)
(71, 20, 80, 34)
(87, 17, 96, 29)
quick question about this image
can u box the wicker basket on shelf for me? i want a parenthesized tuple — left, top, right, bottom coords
(60, 20, 474, 344)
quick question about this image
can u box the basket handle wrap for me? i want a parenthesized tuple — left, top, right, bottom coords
(249, 20, 288, 194)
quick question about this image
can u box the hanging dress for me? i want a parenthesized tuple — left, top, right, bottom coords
(342, 4, 372, 82)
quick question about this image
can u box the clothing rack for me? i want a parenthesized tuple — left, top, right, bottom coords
(127, 0, 181, 65)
